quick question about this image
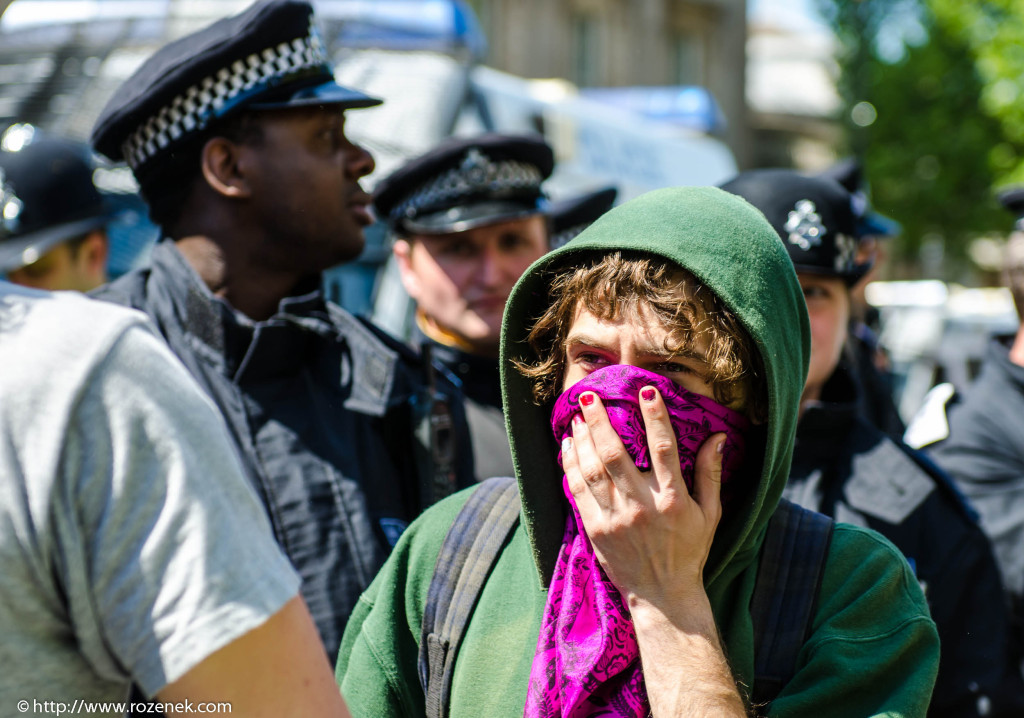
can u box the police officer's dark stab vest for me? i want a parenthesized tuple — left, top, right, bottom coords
(412, 328, 514, 481)
(92, 239, 475, 661)
(785, 364, 1024, 717)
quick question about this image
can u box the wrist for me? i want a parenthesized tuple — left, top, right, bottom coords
(628, 590, 718, 639)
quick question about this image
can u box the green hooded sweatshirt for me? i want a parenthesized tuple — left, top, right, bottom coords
(337, 187, 939, 717)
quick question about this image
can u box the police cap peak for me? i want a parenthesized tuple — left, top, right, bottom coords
(91, 0, 381, 177)
(374, 133, 554, 235)
(720, 168, 870, 284)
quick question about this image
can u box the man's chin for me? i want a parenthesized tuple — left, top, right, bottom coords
(327, 235, 366, 267)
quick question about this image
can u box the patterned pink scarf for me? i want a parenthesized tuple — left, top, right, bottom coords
(523, 365, 750, 718)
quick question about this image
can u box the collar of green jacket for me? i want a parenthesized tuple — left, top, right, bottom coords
(499, 186, 810, 589)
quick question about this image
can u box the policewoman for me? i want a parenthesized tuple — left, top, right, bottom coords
(722, 169, 1024, 717)
(88, 0, 473, 661)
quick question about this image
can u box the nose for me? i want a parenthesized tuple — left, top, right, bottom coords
(346, 140, 375, 179)
(477, 244, 505, 287)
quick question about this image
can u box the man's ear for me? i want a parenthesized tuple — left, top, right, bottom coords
(392, 238, 422, 300)
(81, 230, 109, 278)
(200, 137, 251, 199)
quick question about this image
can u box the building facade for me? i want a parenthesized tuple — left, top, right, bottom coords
(466, 0, 751, 167)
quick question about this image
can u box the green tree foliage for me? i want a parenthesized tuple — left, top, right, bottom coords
(931, 0, 1024, 185)
(815, 0, 1018, 278)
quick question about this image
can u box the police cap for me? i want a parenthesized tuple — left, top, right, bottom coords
(548, 186, 617, 249)
(0, 132, 109, 274)
(720, 168, 870, 284)
(997, 186, 1024, 230)
(91, 0, 381, 182)
(816, 158, 900, 240)
(374, 133, 554, 235)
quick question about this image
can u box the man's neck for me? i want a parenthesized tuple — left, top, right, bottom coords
(173, 235, 308, 321)
(415, 312, 498, 358)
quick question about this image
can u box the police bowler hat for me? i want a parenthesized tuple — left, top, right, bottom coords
(0, 134, 109, 273)
(720, 168, 871, 285)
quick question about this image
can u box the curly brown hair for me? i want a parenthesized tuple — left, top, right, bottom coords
(514, 251, 768, 423)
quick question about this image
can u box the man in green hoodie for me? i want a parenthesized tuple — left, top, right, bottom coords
(337, 187, 939, 717)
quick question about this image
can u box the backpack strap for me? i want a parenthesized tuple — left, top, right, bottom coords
(419, 475, 521, 718)
(750, 498, 834, 712)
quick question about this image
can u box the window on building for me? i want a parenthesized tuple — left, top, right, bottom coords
(572, 14, 600, 87)
(673, 30, 705, 86)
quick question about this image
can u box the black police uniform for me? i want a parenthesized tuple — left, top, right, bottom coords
(374, 134, 556, 481)
(87, 0, 473, 662)
(789, 363, 1024, 716)
(722, 169, 1024, 717)
(928, 335, 1024, 671)
(412, 325, 512, 480)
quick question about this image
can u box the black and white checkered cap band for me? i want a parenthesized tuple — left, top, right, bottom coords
(121, 22, 329, 170)
(391, 149, 544, 225)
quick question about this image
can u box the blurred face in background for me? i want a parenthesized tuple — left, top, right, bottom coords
(798, 273, 850, 411)
(5, 231, 108, 292)
(394, 215, 548, 357)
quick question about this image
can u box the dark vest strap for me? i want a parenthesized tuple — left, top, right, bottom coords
(419, 476, 520, 718)
(412, 343, 460, 510)
(750, 498, 835, 711)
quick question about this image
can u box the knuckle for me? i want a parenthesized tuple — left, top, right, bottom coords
(649, 437, 676, 456)
(580, 464, 605, 486)
(565, 473, 587, 497)
(597, 444, 623, 466)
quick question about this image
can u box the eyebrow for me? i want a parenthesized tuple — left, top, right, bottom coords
(564, 333, 707, 364)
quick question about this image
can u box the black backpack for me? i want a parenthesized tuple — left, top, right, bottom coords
(419, 476, 834, 717)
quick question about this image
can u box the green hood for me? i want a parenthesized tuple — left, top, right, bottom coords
(499, 185, 810, 589)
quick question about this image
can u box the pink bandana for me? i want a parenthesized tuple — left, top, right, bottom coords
(523, 365, 750, 718)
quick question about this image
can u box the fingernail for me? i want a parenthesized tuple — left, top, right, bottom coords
(562, 436, 573, 453)
(572, 413, 585, 426)
(641, 387, 656, 402)
(716, 438, 725, 455)
(579, 392, 595, 407)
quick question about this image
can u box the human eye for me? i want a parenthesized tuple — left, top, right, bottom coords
(568, 346, 609, 371)
(438, 239, 476, 258)
(499, 232, 532, 251)
(802, 285, 830, 301)
(319, 119, 347, 149)
(659, 361, 693, 374)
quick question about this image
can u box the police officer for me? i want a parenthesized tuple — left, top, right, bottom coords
(921, 187, 1024, 679)
(816, 157, 905, 437)
(722, 169, 1024, 717)
(88, 0, 472, 662)
(547, 185, 617, 250)
(374, 134, 554, 480)
(0, 131, 110, 291)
